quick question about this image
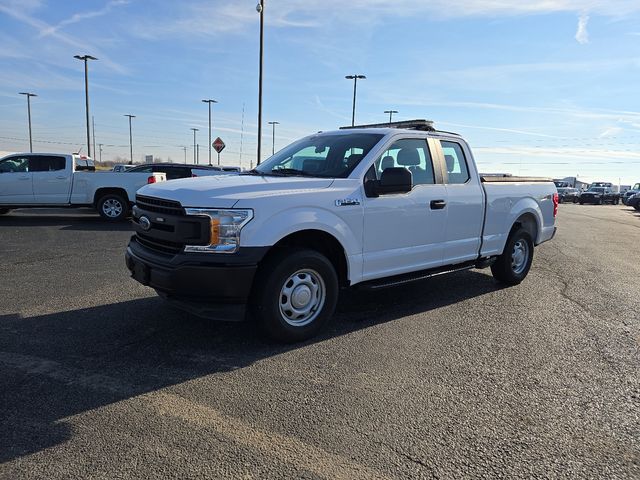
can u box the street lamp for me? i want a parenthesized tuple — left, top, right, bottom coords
(268, 121, 279, 155)
(18, 92, 37, 152)
(74, 54, 98, 158)
(190, 128, 199, 164)
(384, 110, 398, 125)
(124, 114, 135, 165)
(345, 74, 366, 126)
(256, 0, 265, 165)
(202, 99, 218, 166)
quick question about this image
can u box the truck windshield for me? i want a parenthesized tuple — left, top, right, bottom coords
(251, 133, 383, 178)
(633, 183, 640, 190)
(588, 187, 605, 193)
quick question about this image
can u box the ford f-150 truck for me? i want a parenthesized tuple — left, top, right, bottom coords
(0, 153, 166, 220)
(125, 120, 558, 342)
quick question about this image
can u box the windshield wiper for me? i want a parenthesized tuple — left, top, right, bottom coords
(270, 168, 330, 178)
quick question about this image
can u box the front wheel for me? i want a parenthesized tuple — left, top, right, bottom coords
(97, 193, 129, 221)
(491, 228, 534, 285)
(251, 248, 339, 343)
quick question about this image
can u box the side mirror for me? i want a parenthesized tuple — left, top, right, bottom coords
(366, 167, 412, 197)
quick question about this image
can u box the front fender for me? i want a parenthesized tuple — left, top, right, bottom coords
(240, 206, 363, 281)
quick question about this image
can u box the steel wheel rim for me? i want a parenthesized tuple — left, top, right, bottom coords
(511, 239, 529, 275)
(279, 269, 326, 327)
(102, 198, 123, 218)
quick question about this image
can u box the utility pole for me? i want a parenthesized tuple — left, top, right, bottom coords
(240, 102, 245, 169)
(345, 74, 366, 126)
(181, 146, 187, 164)
(268, 121, 279, 155)
(256, 0, 265, 165)
(74, 54, 97, 158)
(92, 115, 96, 159)
(197, 144, 200, 165)
(384, 110, 398, 125)
(191, 128, 198, 164)
(202, 99, 218, 166)
(19, 92, 36, 152)
(98, 143, 103, 163)
(124, 114, 135, 165)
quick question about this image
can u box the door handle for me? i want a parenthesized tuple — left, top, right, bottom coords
(18, 176, 30, 180)
(56, 175, 67, 179)
(430, 199, 446, 210)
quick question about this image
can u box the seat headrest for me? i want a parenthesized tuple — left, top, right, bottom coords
(345, 154, 364, 168)
(380, 155, 394, 170)
(397, 148, 421, 166)
(444, 154, 455, 172)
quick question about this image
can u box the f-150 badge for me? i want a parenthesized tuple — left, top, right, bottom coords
(335, 198, 361, 206)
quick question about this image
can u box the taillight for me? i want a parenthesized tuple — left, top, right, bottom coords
(553, 192, 559, 217)
(192, 174, 198, 177)
(147, 175, 157, 184)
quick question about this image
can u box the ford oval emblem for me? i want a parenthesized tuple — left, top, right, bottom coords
(139, 215, 151, 231)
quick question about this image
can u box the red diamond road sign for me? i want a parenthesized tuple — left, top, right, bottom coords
(212, 137, 225, 154)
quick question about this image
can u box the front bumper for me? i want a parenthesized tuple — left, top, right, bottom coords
(125, 237, 268, 321)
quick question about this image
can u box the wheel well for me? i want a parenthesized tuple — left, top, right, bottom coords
(264, 230, 350, 287)
(94, 188, 129, 207)
(511, 213, 538, 244)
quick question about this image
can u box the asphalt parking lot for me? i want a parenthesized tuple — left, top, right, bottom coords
(0, 204, 638, 479)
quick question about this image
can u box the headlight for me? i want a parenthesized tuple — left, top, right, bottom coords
(183, 208, 253, 253)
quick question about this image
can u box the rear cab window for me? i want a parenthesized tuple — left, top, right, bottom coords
(440, 140, 470, 184)
(30, 156, 66, 172)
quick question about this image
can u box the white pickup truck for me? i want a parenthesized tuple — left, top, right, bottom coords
(0, 153, 166, 220)
(125, 120, 558, 342)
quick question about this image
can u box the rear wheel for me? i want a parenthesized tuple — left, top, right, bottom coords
(97, 193, 129, 221)
(491, 228, 534, 285)
(251, 248, 339, 343)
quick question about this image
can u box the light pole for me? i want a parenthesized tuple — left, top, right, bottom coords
(256, 0, 265, 165)
(74, 54, 97, 158)
(191, 128, 199, 164)
(345, 74, 366, 126)
(268, 121, 279, 155)
(202, 99, 218, 166)
(19, 92, 36, 152)
(384, 110, 398, 125)
(124, 114, 135, 165)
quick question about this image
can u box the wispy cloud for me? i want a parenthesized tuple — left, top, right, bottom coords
(39, 0, 129, 38)
(575, 13, 589, 44)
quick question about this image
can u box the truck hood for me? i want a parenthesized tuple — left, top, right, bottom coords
(137, 174, 335, 208)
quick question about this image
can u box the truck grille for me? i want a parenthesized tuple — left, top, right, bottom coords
(135, 195, 184, 216)
(136, 232, 184, 255)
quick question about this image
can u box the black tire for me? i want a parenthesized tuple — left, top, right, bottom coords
(579, 201, 584, 205)
(0, 208, 11, 215)
(251, 248, 339, 343)
(97, 193, 129, 221)
(598, 198, 604, 205)
(491, 228, 534, 286)
(634, 204, 640, 212)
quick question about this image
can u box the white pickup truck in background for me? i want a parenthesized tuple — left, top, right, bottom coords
(126, 120, 558, 342)
(0, 153, 166, 220)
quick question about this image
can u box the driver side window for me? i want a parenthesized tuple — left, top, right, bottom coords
(373, 139, 434, 185)
(0, 156, 29, 173)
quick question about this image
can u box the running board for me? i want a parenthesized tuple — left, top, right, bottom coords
(357, 258, 495, 291)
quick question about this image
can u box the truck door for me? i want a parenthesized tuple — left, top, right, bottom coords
(362, 138, 448, 281)
(31, 155, 72, 204)
(0, 155, 34, 204)
(436, 139, 484, 264)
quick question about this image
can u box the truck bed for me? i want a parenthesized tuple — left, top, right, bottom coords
(481, 175, 553, 183)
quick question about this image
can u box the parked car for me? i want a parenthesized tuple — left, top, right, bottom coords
(579, 186, 620, 205)
(557, 187, 580, 203)
(0, 153, 166, 220)
(125, 120, 558, 342)
(622, 182, 640, 205)
(112, 164, 136, 172)
(627, 193, 640, 211)
(126, 163, 239, 180)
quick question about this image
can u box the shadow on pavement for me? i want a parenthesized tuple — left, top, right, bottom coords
(0, 269, 501, 462)
(0, 211, 132, 232)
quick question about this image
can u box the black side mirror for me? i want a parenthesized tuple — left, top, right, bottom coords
(376, 167, 412, 195)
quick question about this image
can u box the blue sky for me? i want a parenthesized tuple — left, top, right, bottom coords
(1, 0, 640, 184)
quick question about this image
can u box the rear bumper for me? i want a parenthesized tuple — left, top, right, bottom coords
(125, 237, 268, 321)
